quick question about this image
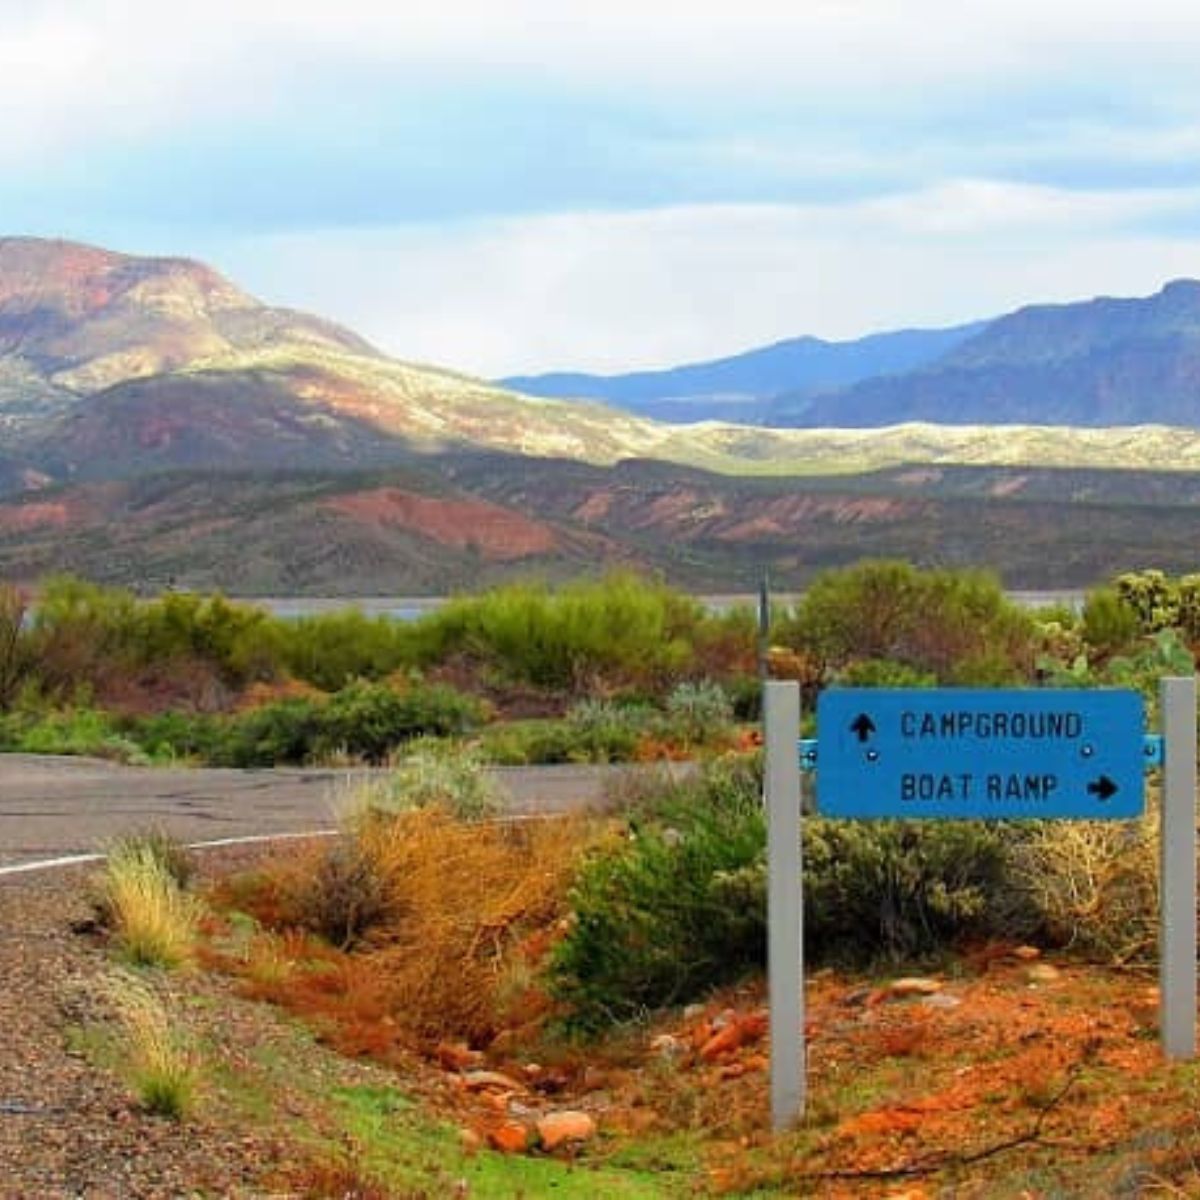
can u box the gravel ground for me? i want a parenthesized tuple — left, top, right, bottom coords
(0, 862, 289, 1197)
(0, 840, 415, 1199)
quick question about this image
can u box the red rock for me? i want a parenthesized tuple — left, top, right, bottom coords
(536, 1110, 596, 1150)
(437, 1041, 482, 1072)
(699, 1023, 745, 1061)
(488, 1121, 530, 1153)
(886, 977, 943, 998)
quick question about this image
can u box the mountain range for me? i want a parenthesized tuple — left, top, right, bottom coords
(506, 280, 1200, 428)
(5, 235, 1200, 593)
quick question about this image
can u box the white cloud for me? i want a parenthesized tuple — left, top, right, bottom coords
(219, 185, 1200, 376)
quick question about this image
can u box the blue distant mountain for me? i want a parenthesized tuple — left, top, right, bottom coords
(499, 323, 989, 424)
(777, 280, 1200, 427)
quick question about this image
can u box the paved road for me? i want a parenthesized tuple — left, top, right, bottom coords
(0, 754, 636, 868)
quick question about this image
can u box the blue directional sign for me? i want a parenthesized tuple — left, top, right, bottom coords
(815, 688, 1145, 819)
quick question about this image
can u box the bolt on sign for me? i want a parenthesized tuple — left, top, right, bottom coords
(815, 688, 1144, 820)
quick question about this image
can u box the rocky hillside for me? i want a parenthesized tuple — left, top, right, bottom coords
(6, 237, 1200, 593)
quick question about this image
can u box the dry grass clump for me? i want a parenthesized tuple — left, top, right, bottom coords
(96, 832, 202, 968)
(102, 972, 202, 1119)
(1009, 798, 1159, 964)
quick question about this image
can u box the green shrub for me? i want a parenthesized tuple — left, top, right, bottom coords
(803, 818, 1031, 963)
(413, 573, 701, 694)
(215, 697, 326, 767)
(6, 706, 148, 764)
(272, 609, 418, 690)
(562, 699, 649, 761)
(550, 758, 767, 1030)
(551, 756, 1045, 1029)
(124, 711, 224, 763)
(780, 561, 1034, 684)
(1081, 586, 1141, 658)
(318, 680, 484, 764)
(838, 659, 936, 689)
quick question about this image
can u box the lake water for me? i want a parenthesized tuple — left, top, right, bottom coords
(243, 590, 1085, 621)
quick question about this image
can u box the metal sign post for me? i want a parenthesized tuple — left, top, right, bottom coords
(1160, 675, 1197, 1059)
(764, 681, 804, 1129)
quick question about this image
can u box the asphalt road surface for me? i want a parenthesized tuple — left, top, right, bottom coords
(0, 754, 638, 869)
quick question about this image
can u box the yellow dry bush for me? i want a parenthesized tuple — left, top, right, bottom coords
(1009, 796, 1160, 964)
(354, 808, 589, 1044)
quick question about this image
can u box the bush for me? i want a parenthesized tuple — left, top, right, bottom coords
(1081, 586, 1141, 659)
(273, 609, 419, 691)
(124, 711, 224, 763)
(3, 706, 148, 764)
(412, 573, 702, 694)
(1008, 807, 1158, 964)
(551, 756, 1049, 1029)
(550, 758, 767, 1030)
(803, 818, 1031, 963)
(779, 561, 1035, 684)
(215, 697, 326, 767)
(318, 680, 484, 764)
(355, 745, 502, 822)
(664, 680, 733, 745)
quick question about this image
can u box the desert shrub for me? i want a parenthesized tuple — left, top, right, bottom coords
(1008, 806, 1159, 964)
(317, 680, 484, 763)
(803, 819, 1031, 963)
(838, 659, 936, 689)
(353, 744, 502, 822)
(250, 808, 585, 1044)
(664, 680, 733, 745)
(550, 758, 767, 1030)
(272, 609, 419, 691)
(0, 583, 32, 710)
(779, 561, 1034, 684)
(475, 718, 579, 765)
(413, 573, 701, 694)
(2, 705, 148, 764)
(361, 809, 588, 1043)
(214, 697, 326, 767)
(294, 838, 395, 949)
(26, 577, 281, 704)
(133, 591, 276, 688)
(27, 576, 139, 698)
(124, 711, 224, 763)
(724, 675, 763, 722)
(1081, 586, 1141, 659)
(563, 698, 650, 760)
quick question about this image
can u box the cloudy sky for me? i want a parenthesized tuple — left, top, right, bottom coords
(7, 1, 1200, 374)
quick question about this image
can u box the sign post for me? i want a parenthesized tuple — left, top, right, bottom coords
(1160, 676, 1197, 1058)
(764, 681, 803, 1129)
(766, 679, 1197, 1129)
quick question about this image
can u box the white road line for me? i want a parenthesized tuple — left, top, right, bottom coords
(0, 829, 339, 879)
